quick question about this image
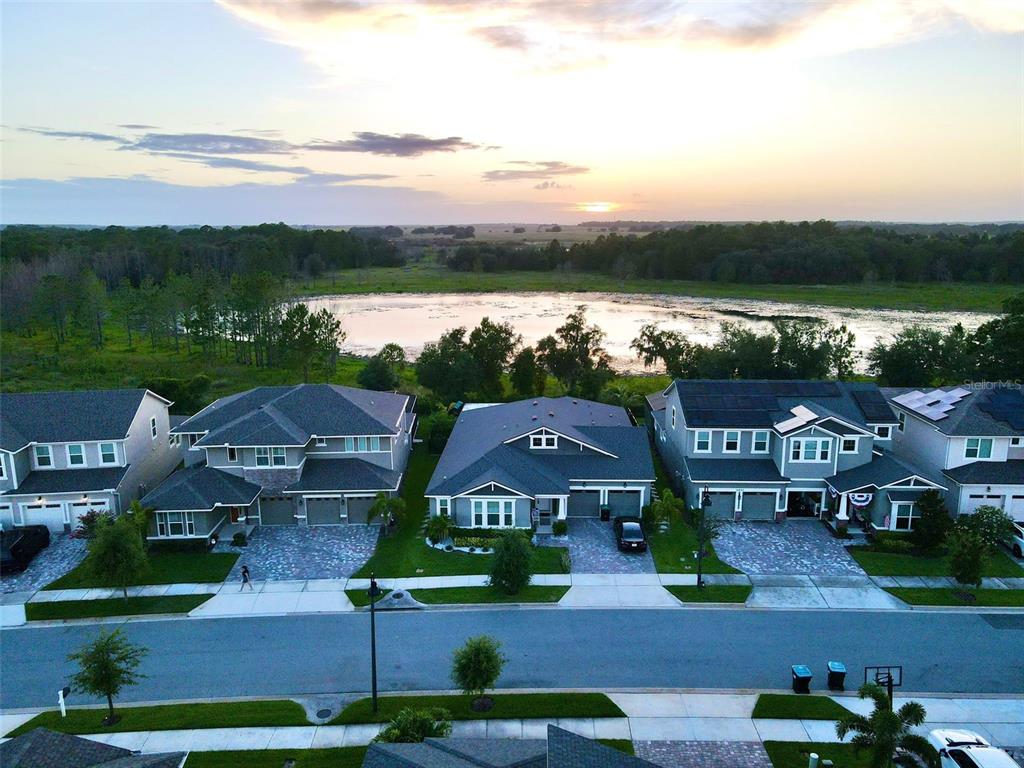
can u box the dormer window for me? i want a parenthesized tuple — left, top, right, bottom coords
(34, 445, 52, 468)
(255, 447, 270, 467)
(724, 431, 740, 453)
(227, 447, 238, 462)
(100, 442, 117, 465)
(752, 431, 769, 454)
(840, 437, 859, 454)
(531, 433, 557, 449)
(67, 444, 85, 466)
(874, 425, 891, 440)
(272, 447, 287, 466)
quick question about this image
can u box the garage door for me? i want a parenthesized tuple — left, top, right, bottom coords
(346, 496, 376, 524)
(741, 492, 776, 521)
(306, 497, 343, 525)
(964, 494, 1003, 515)
(260, 496, 296, 525)
(567, 491, 601, 517)
(704, 492, 735, 519)
(607, 490, 642, 518)
(21, 503, 66, 532)
(68, 501, 112, 529)
(0, 505, 14, 529)
(1009, 495, 1024, 522)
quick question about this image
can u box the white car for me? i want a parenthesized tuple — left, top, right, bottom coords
(1009, 520, 1024, 559)
(927, 729, 1019, 768)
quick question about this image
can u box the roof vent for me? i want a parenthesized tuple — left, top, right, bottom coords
(531, 416, 538, 421)
(532, 401, 538, 406)
(548, 412, 554, 417)
(572, 400, 578, 405)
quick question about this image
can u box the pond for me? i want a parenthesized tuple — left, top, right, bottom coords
(304, 291, 992, 373)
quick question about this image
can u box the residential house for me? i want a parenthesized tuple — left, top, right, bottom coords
(0, 389, 179, 533)
(649, 380, 946, 533)
(426, 397, 655, 532)
(142, 383, 415, 541)
(0, 727, 185, 768)
(883, 384, 1024, 519)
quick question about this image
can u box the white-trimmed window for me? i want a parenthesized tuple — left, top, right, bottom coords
(840, 437, 859, 454)
(315, 437, 327, 447)
(752, 431, 769, 454)
(227, 447, 238, 462)
(168, 433, 179, 448)
(370, 436, 382, 452)
(694, 430, 712, 453)
(0, 459, 6, 480)
(33, 445, 53, 468)
(343, 437, 355, 452)
(790, 438, 831, 463)
(723, 431, 740, 453)
(357, 436, 369, 452)
(897, 412, 906, 433)
(1011, 437, 1022, 447)
(156, 510, 196, 537)
(99, 442, 117, 465)
(471, 499, 516, 528)
(530, 433, 557, 449)
(438, 498, 450, 517)
(150, 416, 158, 440)
(271, 447, 287, 466)
(892, 502, 919, 531)
(255, 447, 270, 467)
(965, 438, 992, 460)
(671, 407, 677, 429)
(874, 425, 891, 440)
(66, 444, 85, 467)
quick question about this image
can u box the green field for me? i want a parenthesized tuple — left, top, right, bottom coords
(885, 587, 1024, 607)
(410, 585, 568, 604)
(848, 547, 1024, 577)
(45, 552, 239, 590)
(665, 585, 751, 603)
(752, 694, 853, 720)
(25, 594, 209, 621)
(331, 692, 625, 724)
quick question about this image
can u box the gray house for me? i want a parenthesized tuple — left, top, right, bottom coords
(0, 389, 179, 533)
(650, 380, 945, 533)
(883, 384, 1024, 520)
(142, 384, 415, 542)
(426, 397, 654, 532)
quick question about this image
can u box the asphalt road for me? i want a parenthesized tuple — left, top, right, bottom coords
(2, 608, 1022, 709)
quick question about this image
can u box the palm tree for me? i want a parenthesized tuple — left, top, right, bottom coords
(835, 683, 938, 768)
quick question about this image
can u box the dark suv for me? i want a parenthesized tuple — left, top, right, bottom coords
(614, 516, 647, 553)
(0, 525, 51, 575)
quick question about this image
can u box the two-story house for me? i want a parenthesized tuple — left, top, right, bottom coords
(883, 384, 1024, 520)
(141, 384, 415, 542)
(649, 380, 946, 532)
(0, 389, 179, 533)
(425, 397, 655, 532)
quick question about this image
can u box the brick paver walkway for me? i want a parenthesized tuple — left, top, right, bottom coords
(1, 534, 87, 593)
(714, 519, 864, 576)
(215, 525, 380, 581)
(636, 740, 773, 768)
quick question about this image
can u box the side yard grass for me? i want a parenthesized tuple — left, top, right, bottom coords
(752, 694, 853, 720)
(764, 742, 870, 768)
(666, 585, 751, 603)
(885, 587, 1024, 607)
(7, 700, 310, 737)
(411, 585, 568, 604)
(44, 552, 239, 590)
(331, 693, 625, 725)
(185, 748, 366, 768)
(848, 546, 1023, 578)
(25, 595, 209, 621)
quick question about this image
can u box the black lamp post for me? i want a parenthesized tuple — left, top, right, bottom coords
(367, 572, 381, 714)
(698, 486, 712, 589)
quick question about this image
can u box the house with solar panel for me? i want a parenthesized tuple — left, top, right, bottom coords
(882, 385, 1024, 520)
(648, 380, 946, 533)
(140, 384, 415, 542)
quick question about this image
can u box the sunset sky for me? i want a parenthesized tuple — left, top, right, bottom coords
(2, 0, 1022, 225)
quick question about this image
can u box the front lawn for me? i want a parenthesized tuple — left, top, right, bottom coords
(354, 448, 568, 578)
(346, 588, 392, 607)
(331, 693, 625, 724)
(764, 742, 870, 768)
(752, 694, 853, 720)
(25, 595, 210, 621)
(665, 585, 751, 603)
(646, 520, 740, 575)
(6, 700, 310, 737)
(411, 585, 568, 604)
(185, 748, 366, 768)
(848, 546, 1024, 578)
(44, 552, 239, 590)
(885, 587, 1024, 607)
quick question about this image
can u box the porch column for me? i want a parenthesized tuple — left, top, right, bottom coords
(558, 496, 568, 520)
(836, 493, 849, 522)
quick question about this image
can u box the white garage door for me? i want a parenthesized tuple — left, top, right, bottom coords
(68, 500, 111, 528)
(1009, 495, 1024, 522)
(964, 494, 1003, 515)
(21, 503, 66, 532)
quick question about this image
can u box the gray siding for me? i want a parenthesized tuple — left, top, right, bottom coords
(890, 409, 951, 471)
(836, 434, 874, 472)
(118, 392, 179, 505)
(451, 496, 531, 528)
(783, 426, 836, 480)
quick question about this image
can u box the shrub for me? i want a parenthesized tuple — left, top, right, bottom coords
(909, 490, 951, 553)
(74, 509, 116, 539)
(453, 536, 494, 549)
(450, 527, 503, 540)
(231, 531, 248, 547)
(451, 635, 505, 703)
(488, 530, 532, 595)
(552, 520, 568, 536)
(559, 550, 572, 574)
(949, 528, 987, 588)
(88, 516, 148, 599)
(373, 707, 452, 743)
(426, 514, 453, 545)
(955, 505, 1015, 553)
(873, 531, 915, 554)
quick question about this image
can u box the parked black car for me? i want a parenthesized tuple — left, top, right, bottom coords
(0, 525, 50, 575)
(614, 516, 647, 553)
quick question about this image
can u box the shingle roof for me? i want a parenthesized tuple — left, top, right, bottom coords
(943, 460, 1024, 486)
(882, 384, 1024, 437)
(285, 458, 401, 493)
(683, 458, 786, 483)
(827, 451, 946, 493)
(174, 384, 408, 447)
(141, 465, 261, 512)
(547, 724, 657, 768)
(0, 728, 184, 768)
(0, 390, 153, 452)
(3, 466, 130, 497)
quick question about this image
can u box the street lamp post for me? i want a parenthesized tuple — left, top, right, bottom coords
(367, 573, 381, 714)
(698, 486, 712, 589)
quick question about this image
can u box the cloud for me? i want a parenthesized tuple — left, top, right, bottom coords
(305, 132, 485, 157)
(473, 25, 530, 50)
(484, 161, 589, 182)
(131, 132, 295, 154)
(152, 151, 394, 183)
(534, 180, 572, 190)
(21, 127, 129, 144)
(118, 124, 159, 130)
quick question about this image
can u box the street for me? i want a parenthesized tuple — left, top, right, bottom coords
(2, 608, 1022, 709)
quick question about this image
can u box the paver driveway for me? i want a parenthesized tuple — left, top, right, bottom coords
(713, 519, 864, 576)
(636, 741, 772, 768)
(562, 518, 656, 574)
(215, 525, 380, 582)
(1, 534, 87, 594)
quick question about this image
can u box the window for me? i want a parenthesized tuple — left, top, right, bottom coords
(438, 498, 449, 517)
(752, 431, 769, 454)
(34, 445, 52, 468)
(791, 438, 830, 462)
(255, 447, 270, 467)
(150, 416, 158, 440)
(156, 511, 195, 537)
(357, 436, 369, 452)
(188, 434, 199, 448)
(343, 437, 355, 452)
(695, 430, 712, 453)
(874, 425, 891, 440)
(66, 444, 85, 466)
(315, 437, 327, 447)
(965, 438, 993, 459)
(271, 447, 286, 466)
(897, 412, 906, 432)
(1012, 437, 1022, 446)
(167, 433, 179, 448)
(724, 431, 740, 453)
(892, 503, 919, 531)
(840, 437, 858, 454)
(370, 436, 381, 452)
(0, 460, 6, 480)
(99, 442, 118, 464)
(530, 433, 557, 449)
(471, 499, 515, 528)
(946, 750, 976, 768)
(671, 407, 677, 429)
(227, 447, 238, 463)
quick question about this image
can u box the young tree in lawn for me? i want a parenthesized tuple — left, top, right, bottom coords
(358, 352, 400, 391)
(426, 512, 453, 545)
(88, 516, 148, 599)
(510, 346, 546, 398)
(68, 629, 148, 726)
(908, 490, 951, 553)
(949, 528, 987, 590)
(649, 489, 685, 530)
(835, 683, 938, 768)
(955, 505, 1015, 553)
(488, 530, 532, 595)
(373, 708, 453, 743)
(467, 317, 520, 398)
(368, 492, 407, 529)
(451, 635, 506, 711)
(692, 494, 726, 588)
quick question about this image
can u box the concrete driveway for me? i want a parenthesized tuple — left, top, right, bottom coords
(214, 525, 380, 582)
(563, 518, 656, 575)
(713, 519, 865, 576)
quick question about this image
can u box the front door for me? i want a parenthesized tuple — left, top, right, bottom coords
(787, 491, 821, 518)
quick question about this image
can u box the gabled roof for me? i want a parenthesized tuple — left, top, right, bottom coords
(3, 466, 130, 497)
(943, 460, 1024, 486)
(0, 728, 184, 768)
(141, 465, 261, 512)
(285, 458, 401, 493)
(826, 450, 946, 494)
(883, 384, 1024, 437)
(173, 384, 409, 447)
(0, 390, 160, 453)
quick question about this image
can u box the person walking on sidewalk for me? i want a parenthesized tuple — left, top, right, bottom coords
(240, 564, 253, 591)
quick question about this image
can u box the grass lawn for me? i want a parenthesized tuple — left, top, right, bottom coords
(410, 585, 569, 604)
(345, 588, 392, 607)
(848, 547, 1024, 578)
(764, 742, 870, 768)
(752, 694, 853, 720)
(44, 552, 239, 590)
(25, 595, 210, 621)
(353, 448, 568, 578)
(665, 585, 751, 603)
(331, 693, 625, 725)
(6, 700, 311, 737)
(885, 587, 1024, 607)
(185, 748, 366, 768)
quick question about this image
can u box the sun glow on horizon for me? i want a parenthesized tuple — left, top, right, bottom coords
(577, 202, 618, 214)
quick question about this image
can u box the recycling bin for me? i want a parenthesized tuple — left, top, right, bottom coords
(792, 664, 813, 694)
(600, 505, 611, 522)
(827, 661, 847, 691)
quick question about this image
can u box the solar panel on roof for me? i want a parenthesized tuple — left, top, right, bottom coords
(853, 389, 895, 421)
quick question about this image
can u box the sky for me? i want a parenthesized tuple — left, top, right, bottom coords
(1, 0, 1022, 225)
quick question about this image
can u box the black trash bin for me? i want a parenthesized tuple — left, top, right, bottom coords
(792, 664, 812, 694)
(827, 661, 847, 691)
(600, 505, 611, 522)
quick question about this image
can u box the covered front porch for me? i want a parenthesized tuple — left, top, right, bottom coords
(531, 495, 567, 534)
